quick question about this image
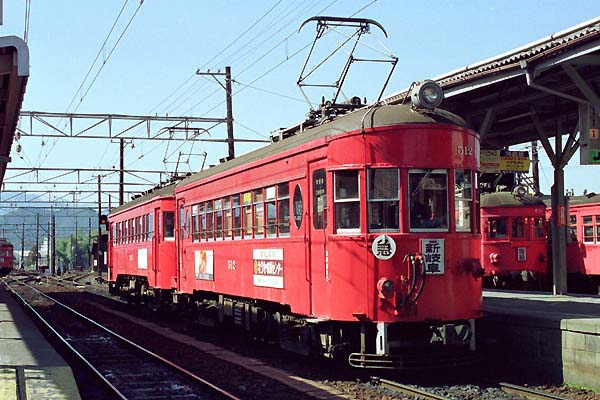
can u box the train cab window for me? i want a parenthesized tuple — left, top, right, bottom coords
(215, 199, 223, 240)
(232, 195, 242, 238)
(266, 186, 277, 237)
(488, 218, 508, 239)
(583, 216, 594, 243)
(164, 211, 175, 240)
(512, 217, 525, 238)
(293, 184, 303, 229)
(243, 192, 253, 237)
(224, 197, 232, 240)
(334, 170, 359, 232)
(148, 213, 154, 240)
(367, 168, 399, 231)
(454, 169, 473, 232)
(278, 183, 290, 236)
(112, 224, 117, 245)
(313, 169, 328, 229)
(569, 215, 577, 241)
(191, 205, 199, 242)
(409, 169, 448, 231)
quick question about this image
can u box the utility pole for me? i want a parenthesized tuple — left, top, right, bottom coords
(225, 66, 234, 160)
(97, 175, 102, 278)
(119, 138, 124, 206)
(88, 217, 92, 270)
(196, 66, 235, 160)
(20, 222, 24, 269)
(50, 208, 56, 275)
(73, 218, 78, 271)
(531, 140, 540, 195)
(47, 219, 50, 269)
(35, 214, 39, 271)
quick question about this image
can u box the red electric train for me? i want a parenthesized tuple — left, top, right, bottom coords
(0, 238, 14, 276)
(108, 182, 178, 308)
(563, 193, 600, 291)
(480, 189, 548, 288)
(108, 81, 484, 369)
(480, 189, 600, 293)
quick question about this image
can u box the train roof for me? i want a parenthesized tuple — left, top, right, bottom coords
(481, 191, 546, 207)
(176, 103, 469, 189)
(565, 193, 600, 207)
(109, 181, 177, 216)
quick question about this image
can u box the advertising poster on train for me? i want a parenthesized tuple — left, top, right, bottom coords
(195, 250, 214, 280)
(253, 248, 284, 288)
(137, 248, 147, 270)
(420, 238, 445, 274)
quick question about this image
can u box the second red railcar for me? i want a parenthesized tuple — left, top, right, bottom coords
(480, 190, 548, 288)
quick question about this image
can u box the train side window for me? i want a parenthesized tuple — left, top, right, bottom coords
(254, 189, 265, 238)
(266, 186, 277, 237)
(215, 199, 223, 240)
(278, 183, 290, 236)
(243, 192, 253, 238)
(334, 170, 359, 232)
(112, 223, 117, 245)
(148, 213, 154, 241)
(186, 209, 191, 239)
(232, 195, 242, 238)
(488, 218, 508, 239)
(164, 211, 175, 240)
(191, 205, 199, 242)
(512, 217, 525, 238)
(367, 168, 399, 231)
(313, 169, 327, 229)
(583, 215, 594, 243)
(224, 197, 232, 240)
(454, 169, 472, 232)
(409, 169, 449, 231)
(199, 203, 206, 240)
(293, 185, 303, 229)
(206, 201, 214, 240)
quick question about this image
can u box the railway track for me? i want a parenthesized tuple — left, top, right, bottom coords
(6, 280, 240, 400)
(499, 382, 574, 400)
(370, 377, 453, 400)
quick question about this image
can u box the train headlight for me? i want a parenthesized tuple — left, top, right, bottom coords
(410, 80, 444, 109)
(377, 277, 395, 299)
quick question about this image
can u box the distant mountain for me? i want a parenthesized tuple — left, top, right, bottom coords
(0, 205, 98, 251)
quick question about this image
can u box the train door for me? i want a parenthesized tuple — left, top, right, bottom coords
(308, 159, 328, 316)
(152, 206, 160, 286)
(176, 199, 186, 290)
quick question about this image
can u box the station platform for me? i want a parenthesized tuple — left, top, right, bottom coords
(481, 290, 600, 388)
(0, 284, 81, 400)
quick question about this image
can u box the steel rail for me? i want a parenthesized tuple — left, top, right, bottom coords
(6, 280, 241, 400)
(500, 382, 573, 400)
(371, 377, 451, 400)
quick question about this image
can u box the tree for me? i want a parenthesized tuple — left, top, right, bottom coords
(54, 231, 91, 271)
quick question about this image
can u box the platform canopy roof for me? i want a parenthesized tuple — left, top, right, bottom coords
(0, 36, 29, 186)
(385, 17, 600, 151)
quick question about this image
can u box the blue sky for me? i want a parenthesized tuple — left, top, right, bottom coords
(1, 1, 599, 206)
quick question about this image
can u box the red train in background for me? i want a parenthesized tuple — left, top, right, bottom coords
(562, 193, 600, 291)
(0, 238, 15, 276)
(480, 189, 600, 292)
(108, 80, 485, 369)
(480, 189, 548, 289)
